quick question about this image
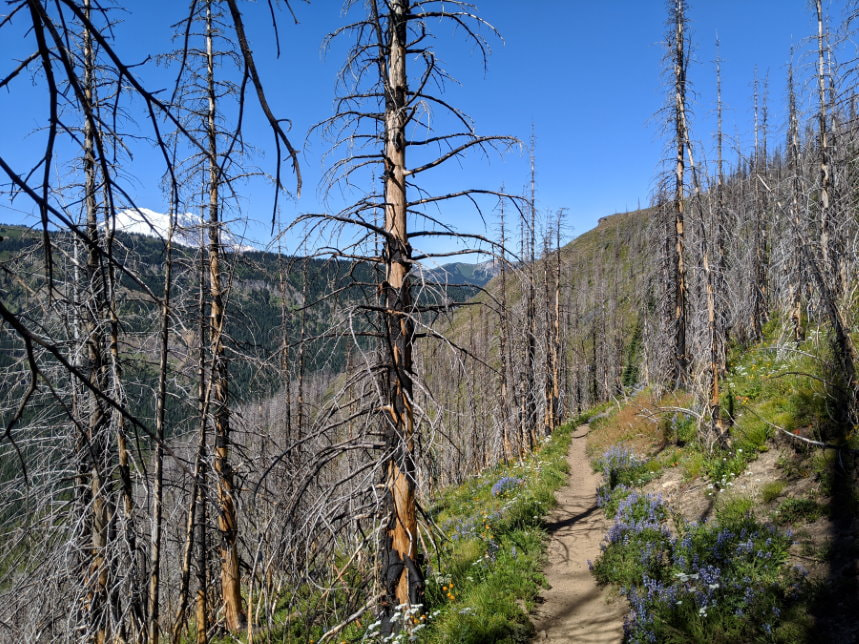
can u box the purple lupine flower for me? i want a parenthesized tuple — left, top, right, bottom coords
(491, 476, 523, 497)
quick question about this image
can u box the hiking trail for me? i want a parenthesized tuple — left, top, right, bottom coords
(531, 424, 626, 642)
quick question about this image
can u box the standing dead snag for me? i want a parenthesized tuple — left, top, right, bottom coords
(543, 210, 563, 434)
(669, 0, 689, 389)
(525, 132, 539, 444)
(202, 1, 245, 629)
(812, 0, 858, 421)
(786, 60, 806, 343)
(497, 198, 513, 461)
(377, 0, 423, 620)
(304, 0, 515, 632)
(749, 71, 771, 343)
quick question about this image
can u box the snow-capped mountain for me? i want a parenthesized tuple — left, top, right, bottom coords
(109, 208, 254, 251)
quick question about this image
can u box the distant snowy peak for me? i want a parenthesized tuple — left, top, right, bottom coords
(110, 208, 254, 251)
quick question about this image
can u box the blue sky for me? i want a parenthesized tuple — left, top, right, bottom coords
(0, 1, 849, 255)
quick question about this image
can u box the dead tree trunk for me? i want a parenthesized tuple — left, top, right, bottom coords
(814, 0, 858, 422)
(147, 210, 174, 643)
(816, 0, 840, 299)
(787, 62, 806, 342)
(205, 2, 244, 630)
(552, 212, 563, 425)
(670, 0, 689, 388)
(80, 3, 116, 636)
(194, 233, 210, 644)
(525, 131, 538, 445)
(378, 0, 424, 628)
(498, 199, 513, 460)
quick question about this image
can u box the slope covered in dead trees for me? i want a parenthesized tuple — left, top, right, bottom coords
(423, 207, 654, 487)
(2, 0, 859, 642)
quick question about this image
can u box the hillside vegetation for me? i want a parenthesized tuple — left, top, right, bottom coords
(3, 0, 859, 641)
(585, 325, 858, 642)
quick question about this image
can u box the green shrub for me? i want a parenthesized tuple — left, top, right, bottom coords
(703, 449, 749, 489)
(761, 480, 787, 504)
(772, 497, 824, 525)
(663, 412, 696, 446)
(715, 495, 754, 524)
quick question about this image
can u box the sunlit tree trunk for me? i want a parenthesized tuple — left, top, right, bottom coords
(205, 1, 244, 631)
(195, 232, 210, 644)
(378, 0, 424, 629)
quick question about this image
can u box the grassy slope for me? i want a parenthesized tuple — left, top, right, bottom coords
(585, 325, 859, 642)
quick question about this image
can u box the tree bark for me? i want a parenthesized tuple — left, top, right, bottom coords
(378, 0, 424, 630)
(205, 2, 244, 631)
(671, 0, 689, 388)
(147, 210, 173, 643)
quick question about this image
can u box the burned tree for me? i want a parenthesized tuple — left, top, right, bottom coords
(0, 1, 300, 639)
(302, 0, 516, 631)
(668, 0, 690, 388)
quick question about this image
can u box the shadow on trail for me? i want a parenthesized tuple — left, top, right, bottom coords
(543, 503, 599, 534)
(810, 364, 859, 641)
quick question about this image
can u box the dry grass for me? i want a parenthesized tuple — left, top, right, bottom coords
(586, 389, 694, 459)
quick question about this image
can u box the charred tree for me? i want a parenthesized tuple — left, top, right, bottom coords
(669, 0, 690, 388)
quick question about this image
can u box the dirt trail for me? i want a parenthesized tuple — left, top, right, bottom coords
(531, 424, 626, 643)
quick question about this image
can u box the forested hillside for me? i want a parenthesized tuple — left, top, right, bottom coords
(1, 1, 858, 643)
(0, 224, 482, 416)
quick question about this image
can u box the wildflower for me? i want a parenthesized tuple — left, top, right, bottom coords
(491, 476, 523, 497)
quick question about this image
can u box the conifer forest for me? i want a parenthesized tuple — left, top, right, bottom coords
(1, 1, 858, 642)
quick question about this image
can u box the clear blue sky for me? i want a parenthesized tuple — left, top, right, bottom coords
(0, 1, 848, 254)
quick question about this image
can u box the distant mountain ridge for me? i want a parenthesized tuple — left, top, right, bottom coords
(426, 259, 500, 288)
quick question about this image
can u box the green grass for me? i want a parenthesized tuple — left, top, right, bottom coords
(724, 341, 829, 449)
(761, 480, 787, 504)
(418, 422, 574, 643)
(772, 497, 825, 525)
(714, 495, 754, 523)
(662, 336, 836, 493)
